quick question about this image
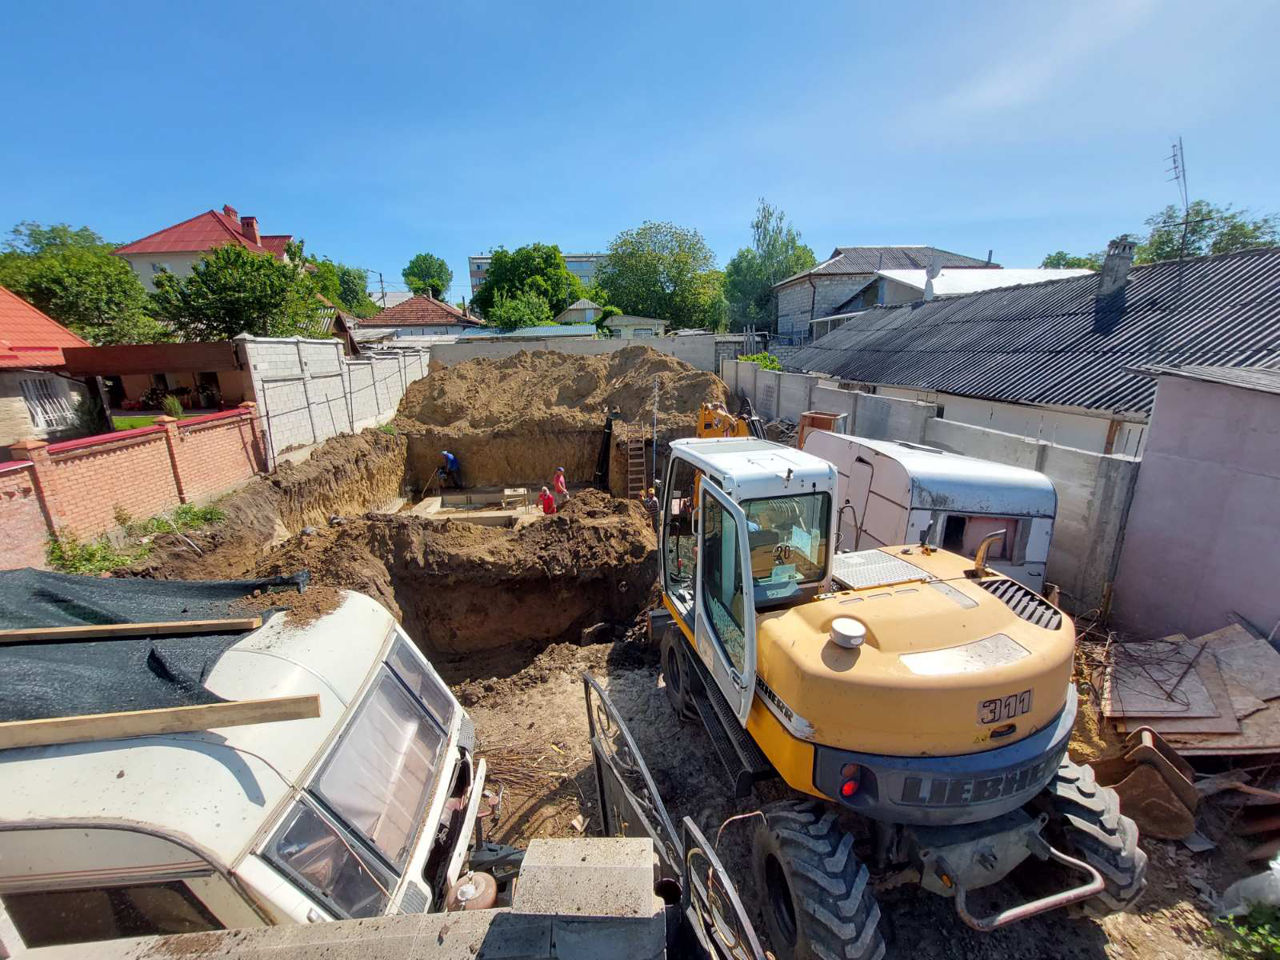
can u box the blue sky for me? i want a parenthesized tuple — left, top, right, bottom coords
(3, 0, 1278, 301)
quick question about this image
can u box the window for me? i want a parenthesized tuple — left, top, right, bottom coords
(19, 378, 75, 430)
(150, 262, 171, 274)
(3, 882, 222, 948)
(701, 491, 746, 673)
(743, 493, 831, 589)
(942, 515, 1019, 561)
(268, 802, 391, 919)
(387, 636, 456, 730)
(312, 668, 444, 869)
(663, 458, 700, 617)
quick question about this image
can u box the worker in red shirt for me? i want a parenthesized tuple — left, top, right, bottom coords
(538, 486, 557, 515)
(552, 466, 568, 507)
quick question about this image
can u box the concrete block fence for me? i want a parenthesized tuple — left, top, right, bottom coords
(2, 406, 266, 568)
(235, 335, 428, 466)
(720, 358, 1141, 612)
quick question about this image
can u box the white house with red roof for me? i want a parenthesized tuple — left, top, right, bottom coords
(352, 294, 483, 341)
(114, 204, 294, 291)
(0, 286, 91, 454)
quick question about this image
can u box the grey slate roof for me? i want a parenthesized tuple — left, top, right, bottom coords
(1139, 364, 1280, 397)
(787, 247, 1280, 415)
(776, 246, 995, 287)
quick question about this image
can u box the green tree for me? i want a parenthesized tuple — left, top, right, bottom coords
(487, 289, 554, 332)
(0, 221, 165, 345)
(402, 252, 453, 298)
(724, 199, 817, 332)
(1040, 250, 1103, 270)
(310, 258, 377, 316)
(472, 244, 582, 317)
(1135, 200, 1279, 264)
(150, 244, 323, 340)
(594, 221, 726, 331)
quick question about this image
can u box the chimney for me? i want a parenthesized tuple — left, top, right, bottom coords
(240, 216, 260, 245)
(1098, 237, 1135, 297)
(222, 204, 238, 221)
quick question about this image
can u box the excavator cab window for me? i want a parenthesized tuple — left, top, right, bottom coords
(743, 493, 831, 605)
(700, 492, 747, 672)
(663, 458, 701, 619)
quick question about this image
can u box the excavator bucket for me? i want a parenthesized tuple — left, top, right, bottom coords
(1091, 726, 1199, 840)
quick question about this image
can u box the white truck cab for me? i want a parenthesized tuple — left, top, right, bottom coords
(0, 587, 485, 953)
(801, 432, 1058, 593)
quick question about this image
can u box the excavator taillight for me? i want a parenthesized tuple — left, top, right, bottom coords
(839, 763, 861, 798)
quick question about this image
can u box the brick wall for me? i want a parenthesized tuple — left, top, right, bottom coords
(2, 405, 266, 568)
(0, 462, 50, 569)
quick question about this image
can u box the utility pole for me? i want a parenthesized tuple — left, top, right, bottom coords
(651, 378, 659, 488)
(377, 272, 386, 308)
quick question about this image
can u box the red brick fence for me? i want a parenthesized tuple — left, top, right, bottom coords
(1, 403, 265, 570)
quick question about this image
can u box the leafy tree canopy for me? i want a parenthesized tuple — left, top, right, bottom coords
(1041, 250, 1103, 270)
(0, 220, 165, 345)
(472, 244, 582, 318)
(402, 252, 453, 298)
(310, 257, 377, 317)
(594, 221, 727, 331)
(724, 200, 816, 332)
(1043, 199, 1278, 269)
(150, 244, 324, 340)
(487, 289, 554, 332)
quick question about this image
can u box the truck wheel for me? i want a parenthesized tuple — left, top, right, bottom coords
(1042, 759, 1147, 915)
(752, 800, 885, 960)
(659, 630, 696, 722)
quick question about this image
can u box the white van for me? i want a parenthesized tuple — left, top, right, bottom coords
(802, 431, 1058, 593)
(0, 581, 488, 952)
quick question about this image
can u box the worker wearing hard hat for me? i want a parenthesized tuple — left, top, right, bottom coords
(439, 450, 463, 489)
(553, 466, 568, 507)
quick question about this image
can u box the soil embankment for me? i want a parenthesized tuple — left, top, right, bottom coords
(255, 489, 658, 671)
(394, 346, 726, 492)
(135, 429, 409, 580)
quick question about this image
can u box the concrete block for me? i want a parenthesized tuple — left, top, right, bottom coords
(512, 838, 660, 919)
(853, 392, 936, 443)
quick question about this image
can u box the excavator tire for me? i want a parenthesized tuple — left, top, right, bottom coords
(752, 800, 885, 960)
(1041, 758, 1148, 915)
(659, 628, 697, 722)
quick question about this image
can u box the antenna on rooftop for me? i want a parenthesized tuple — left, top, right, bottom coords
(1167, 136, 1191, 310)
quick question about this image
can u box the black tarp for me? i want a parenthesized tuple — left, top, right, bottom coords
(0, 569, 307, 723)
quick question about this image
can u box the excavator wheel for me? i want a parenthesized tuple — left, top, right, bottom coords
(1040, 758, 1148, 915)
(752, 800, 885, 960)
(659, 628, 697, 722)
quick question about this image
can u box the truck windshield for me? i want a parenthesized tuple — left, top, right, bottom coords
(743, 493, 831, 590)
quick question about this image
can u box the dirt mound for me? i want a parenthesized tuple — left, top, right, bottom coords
(134, 429, 408, 580)
(399, 346, 726, 432)
(255, 489, 659, 667)
(395, 347, 725, 490)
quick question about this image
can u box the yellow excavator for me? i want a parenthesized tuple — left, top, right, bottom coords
(651, 433, 1145, 959)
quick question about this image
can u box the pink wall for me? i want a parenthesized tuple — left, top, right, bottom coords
(1113, 376, 1280, 638)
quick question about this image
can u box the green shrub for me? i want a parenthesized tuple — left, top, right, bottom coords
(47, 533, 141, 574)
(161, 394, 184, 419)
(378, 422, 398, 435)
(132, 503, 225, 537)
(1218, 906, 1280, 959)
(739, 351, 782, 371)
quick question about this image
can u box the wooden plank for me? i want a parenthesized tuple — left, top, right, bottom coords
(1164, 701, 1280, 755)
(0, 695, 320, 750)
(1121, 651, 1241, 735)
(1102, 636, 1219, 718)
(1199, 624, 1280, 701)
(0, 617, 262, 645)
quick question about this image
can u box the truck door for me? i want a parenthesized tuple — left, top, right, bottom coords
(695, 481, 756, 724)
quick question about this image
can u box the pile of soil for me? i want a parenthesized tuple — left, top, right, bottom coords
(254, 489, 659, 667)
(394, 347, 726, 490)
(134, 429, 408, 580)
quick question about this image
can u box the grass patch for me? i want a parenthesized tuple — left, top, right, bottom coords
(111, 415, 159, 430)
(1217, 906, 1280, 959)
(378, 422, 398, 435)
(48, 503, 228, 574)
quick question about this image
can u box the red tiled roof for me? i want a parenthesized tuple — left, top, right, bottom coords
(114, 207, 291, 260)
(361, 295, 482, 327)
(0, 286, 91, 369)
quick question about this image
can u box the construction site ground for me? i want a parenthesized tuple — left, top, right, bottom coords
(128, 349, 1250, 960)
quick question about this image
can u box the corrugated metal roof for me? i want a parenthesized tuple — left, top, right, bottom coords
(787, 247, 1280, 415)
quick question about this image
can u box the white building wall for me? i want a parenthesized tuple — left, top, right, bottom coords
(120, 253, 203, 292)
